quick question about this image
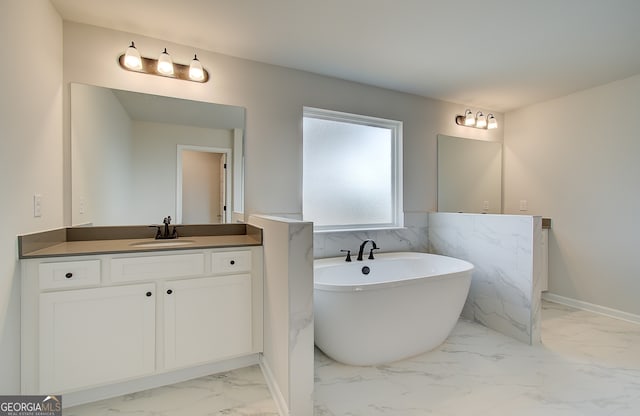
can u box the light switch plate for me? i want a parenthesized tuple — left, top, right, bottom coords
(519, 199, 528, 211)
(33, 194, 42, 217)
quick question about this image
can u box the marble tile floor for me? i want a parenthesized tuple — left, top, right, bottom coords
(65, 364, 279, 416)
(68, 301, 640, 415)
(314, 300, 640, 415)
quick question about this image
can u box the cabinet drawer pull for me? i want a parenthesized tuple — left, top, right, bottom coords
(39, 260, 101, 289)
(146, 291, 152, 297)
(166, 289, 173, 295)
(211, 251, 251, 274)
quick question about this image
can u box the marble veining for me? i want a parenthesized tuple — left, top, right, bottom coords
(314, 301, 640, 415)
(313, 212, 428, 259)
(65, 365, 279, 415)
(287, 220, 315, 415)
(428, 213, 541, 344)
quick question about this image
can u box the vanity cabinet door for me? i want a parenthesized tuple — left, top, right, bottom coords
(164, 275, 252, 370)
(39, 284, 156, 393)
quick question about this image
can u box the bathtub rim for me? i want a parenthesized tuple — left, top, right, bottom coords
(314, 251, 474, 293)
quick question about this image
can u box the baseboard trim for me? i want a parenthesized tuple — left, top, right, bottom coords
(543, 292, 640, 324)
(62, 354, 260, 408)
(259, 354, 289, 416)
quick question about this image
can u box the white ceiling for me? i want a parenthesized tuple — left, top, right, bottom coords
(51, 0, 640, 112)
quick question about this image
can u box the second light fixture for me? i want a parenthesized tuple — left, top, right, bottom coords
(455, 109, 498, 130)
(119, 41, 209, 83)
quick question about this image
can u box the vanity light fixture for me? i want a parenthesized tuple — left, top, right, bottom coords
(487, 113, 498, 129)
(123, 41, 142, 70)
(463, 109, 475, 126)
(118, 41, 210, 83)
(157, 48, 174, 76)
(188, 55, 205, 82)
(455, 109, 498, 130)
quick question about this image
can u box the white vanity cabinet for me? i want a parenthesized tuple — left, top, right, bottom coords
(164, 274, 252, 369)
(164, 249, 254, 369)
(21, 246, 263, 402)
(39, 283, 156, 393)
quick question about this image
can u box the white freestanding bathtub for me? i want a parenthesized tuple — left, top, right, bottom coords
(314, 252, 473, 366)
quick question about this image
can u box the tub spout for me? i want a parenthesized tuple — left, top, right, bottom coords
(357, 239, 378, 261)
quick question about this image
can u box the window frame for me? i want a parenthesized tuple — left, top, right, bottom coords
(302, 106, 403, 232)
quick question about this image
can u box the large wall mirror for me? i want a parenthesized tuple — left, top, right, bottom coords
(437, 134, 502, 214)
(71, 83, 245, 226)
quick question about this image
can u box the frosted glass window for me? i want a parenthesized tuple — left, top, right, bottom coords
(303, 107, 403, 231)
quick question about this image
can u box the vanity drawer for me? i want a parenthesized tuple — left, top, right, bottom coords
(39, 259, 101, 290)
(211, 250, 252, 274)
(111, 253, 205, 283)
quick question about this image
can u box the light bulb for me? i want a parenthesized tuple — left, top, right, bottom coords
(189, 55, 205, 81)
(157, 48, 174, 76)
(463, 109, 475, 126)
(487, 114, 498, 129)
(123, 41, 142, 70)
(475, 112, 487, 128)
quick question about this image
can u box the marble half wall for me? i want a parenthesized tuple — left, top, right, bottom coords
(248, 215, 314, 416)
(428, 213, 542, 345)
(314, 212, 429, 259)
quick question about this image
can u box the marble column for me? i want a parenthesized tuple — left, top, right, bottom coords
(248, 215, 314, 416)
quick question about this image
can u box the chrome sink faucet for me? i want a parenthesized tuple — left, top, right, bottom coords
(357, 239, 379, 261)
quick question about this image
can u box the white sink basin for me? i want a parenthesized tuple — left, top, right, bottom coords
(130, 240, 195, 248)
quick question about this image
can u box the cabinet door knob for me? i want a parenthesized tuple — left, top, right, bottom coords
(65, 272, 73, 279)
(166, 289, 173, 295)
(146, 291, 152, 297)
(230, 260, 235, 265)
